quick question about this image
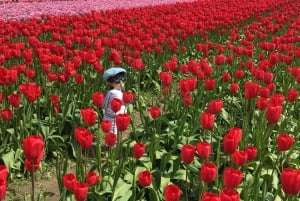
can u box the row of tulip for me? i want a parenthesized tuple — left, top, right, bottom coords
(1, 0, 300, 200)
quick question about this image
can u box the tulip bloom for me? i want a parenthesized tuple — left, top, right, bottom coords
(232, 150, 248, 166)
(73, 182, 88, 201)
(22, 135, 44, 163)
(201, 192, 220, 201)
(223, 167, 243, 188)
(116, 114, 130, 131)
(220, 189, 240, 201)
(266, 104, 282, 124)
(92, 92, 104, 107)
(164, 184, 181, 201)
(18, 82, 42, 102)
(200, 162, 217, 184)
(0, 184, 6, 201)
(63, 173, 77, 191)
(74, 127, 93, 150)
(138, 170, 153, 187)
(101, 120, 112, 133)
(149, 106, 161, 119)
(287, 89, 299, 102)
(105, 133, 117, 147)
(80, 108, 97, 126)
(110, 98, 122, 113)
(0, 109, 13, 121)
(122, 91, 133, 104)
(206, 99, 223, 114)
(86, 171, 101, 186)
(230, 83, 239, 93)
(244, 81, 260, 99)
(196, 142, 211, 159)
(7, 94, 21, 108)
(159, 71, 173, 86)
(204, 79, 216, 91)
(200, 112, 215, 130)
(133, 142, 146, 159)
(277, 133, 294, 151)
(280, 167, 300, 195)
(244, 146, 258, 161)
(181, 144, 195, 164)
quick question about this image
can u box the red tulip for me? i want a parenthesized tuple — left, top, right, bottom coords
(18, 82, 42, 102)
(123, 91, 133, 104)
(234, 70, 244, 79)
(86, 171, 101, 186)
(287, 89, 299, 102)
(215, 55, 225, 65)
(50, 95, 59, 105)
(92, 92, 104, 107)
(75, 74, 84, 84)
(80, 108, 97, 126)
(263, 72, 274, 85)
(105, 133, 117, 147)
(109, 49, 122, 66)
(222, 73, 231, 82)
(223, 167, 243, 188)
(133, 142, 146, 159)
(244, 146, 258, 161)
(269, 93, 285, 106)
(0, 183, 6, 201)
(164, 184, 181, 201)
(244, 81, 260, 99)
(259, 87, 270, 98)
(181, 144, 195, 164)
(7, 94, 20, 108)
(73, 182, 88, 201)
(101, 120, 112, 133)
(220, 189, 240, 201)
(204, 79, 216, 90)
(24, 158, 40, 172)
(159, 71, 173, 86)
(74, 127, 93, 150)
(132, 58, 145, 70)
(63, 173, 76, 191)
(0, 165, 8, 185)
(200, 162, 217, 183)
(0, 109, 13, 121)
(277, 133, 294, 151)
(230, 83, 239, 94)
(116, 114, 130, 131)
(0, 93, 3, 103)
(22, 135, 44, 163)
(200, 112, 215, 130)
(25, 69, 36, 79)
(266, 104, 282, 124)
(201, 192, 220, 201)
(206, 99, 223, 114)
(149, 106, 161, 119)
(110, 98, 122, 113)
(256, 97, 268, 110)
(280, 167, 300, 195)
(138, 170, 152, 187)
(196, 142, 211, 159)
(232, 150, 248, 166)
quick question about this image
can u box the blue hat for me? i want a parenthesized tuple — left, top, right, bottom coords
(103, 67, 126, 81)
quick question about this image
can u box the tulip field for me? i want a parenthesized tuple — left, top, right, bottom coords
(1, 0, 300, 200)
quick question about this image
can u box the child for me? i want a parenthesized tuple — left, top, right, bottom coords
(102, 67, 131, 134)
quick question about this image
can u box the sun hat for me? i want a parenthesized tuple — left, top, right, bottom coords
(103, 67, 127, 81)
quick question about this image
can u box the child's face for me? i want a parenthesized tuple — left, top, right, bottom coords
(109, 75, 127, 90)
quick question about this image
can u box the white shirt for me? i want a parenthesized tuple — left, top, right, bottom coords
(103, 88, 126, 134)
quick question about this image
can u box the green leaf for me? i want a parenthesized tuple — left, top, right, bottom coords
(112, 178, 132, 201)
(173, 169, 187, 181)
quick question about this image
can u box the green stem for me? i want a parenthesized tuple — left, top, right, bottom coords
(31, 163, 35, 201)
(185, 167, 189, 201)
